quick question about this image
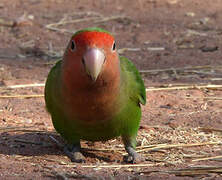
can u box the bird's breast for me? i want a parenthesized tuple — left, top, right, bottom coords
(62, 77, 123, 124)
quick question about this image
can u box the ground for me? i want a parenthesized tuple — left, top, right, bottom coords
(0, 0, 222, 179)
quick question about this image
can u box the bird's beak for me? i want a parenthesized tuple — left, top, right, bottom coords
(83, 48, 105, 81)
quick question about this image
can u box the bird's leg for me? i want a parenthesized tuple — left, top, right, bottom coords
(122, 135, 144, 163)
(64, 142, 85, 163)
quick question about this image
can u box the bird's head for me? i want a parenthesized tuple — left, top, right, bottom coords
(62, 27, 119, 85)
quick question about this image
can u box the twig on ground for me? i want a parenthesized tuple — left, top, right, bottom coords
(140, 65, 222, 74)
(40, 157, 68, 165)
(45, 13, 125, 33)
(0, 83, 45, 89)
(146, 84, 222, 91)
(118, 48, 141, 54)
(139, 166, 222, 176)
(0, 126, 34, 131)
(192, 155, 222, 162)
(164, 166, 222, 176)
(64, 162, 164, 169)
(184, 96, 222, 100)
(123, 141, 221, 155)
(0, 126, 54, 134)
(199, 127, 222, 133)
(0, 94, 44, 98)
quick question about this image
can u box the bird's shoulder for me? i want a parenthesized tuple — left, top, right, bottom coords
(45, 60, 62, 111)
(47, 60, 62, 80)
(119, 56, 146, 105)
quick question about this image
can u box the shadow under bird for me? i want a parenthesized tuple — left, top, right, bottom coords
(44, 27, 146, 163)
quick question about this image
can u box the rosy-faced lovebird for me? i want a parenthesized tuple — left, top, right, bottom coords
(45, 27, 146, 163)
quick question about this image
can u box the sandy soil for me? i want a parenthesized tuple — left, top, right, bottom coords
(0, 0, 222, 179)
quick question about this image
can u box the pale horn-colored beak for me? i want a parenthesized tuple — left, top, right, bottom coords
(83, 48, 105, 81)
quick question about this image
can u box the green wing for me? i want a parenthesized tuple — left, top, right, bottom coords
(120, 56, 146, 105)
(44, 60, 62, 113)
(45, 60, 77, 142)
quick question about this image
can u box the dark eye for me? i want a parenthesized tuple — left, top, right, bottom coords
(70, 40, 75, 51)
(112, 42, 116, 51)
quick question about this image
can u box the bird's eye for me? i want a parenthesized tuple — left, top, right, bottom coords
(112, 42, 116, 51)
(70, 40, 76, 51)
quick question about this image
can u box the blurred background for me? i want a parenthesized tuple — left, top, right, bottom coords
(0, 0, 222, 179)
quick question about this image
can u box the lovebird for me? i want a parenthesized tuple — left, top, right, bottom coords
(45, 27, 146, 163)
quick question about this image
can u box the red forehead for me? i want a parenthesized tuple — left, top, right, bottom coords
(73, 31, 114, 47)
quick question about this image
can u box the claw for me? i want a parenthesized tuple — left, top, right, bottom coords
(124, 152, 145, 164)
(64, 144, 86, 163)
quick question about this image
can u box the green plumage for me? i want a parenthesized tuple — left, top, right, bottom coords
(73, 27, 111, 36)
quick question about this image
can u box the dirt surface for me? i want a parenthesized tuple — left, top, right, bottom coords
(0, 0, 222, 179)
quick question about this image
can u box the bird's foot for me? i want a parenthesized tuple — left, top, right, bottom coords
(124, 152, 145, 164)
(124, 146, 145, 164)
(64, 144, 86, 163)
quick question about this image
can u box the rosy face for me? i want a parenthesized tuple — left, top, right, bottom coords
(62, 31, 120, 89)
